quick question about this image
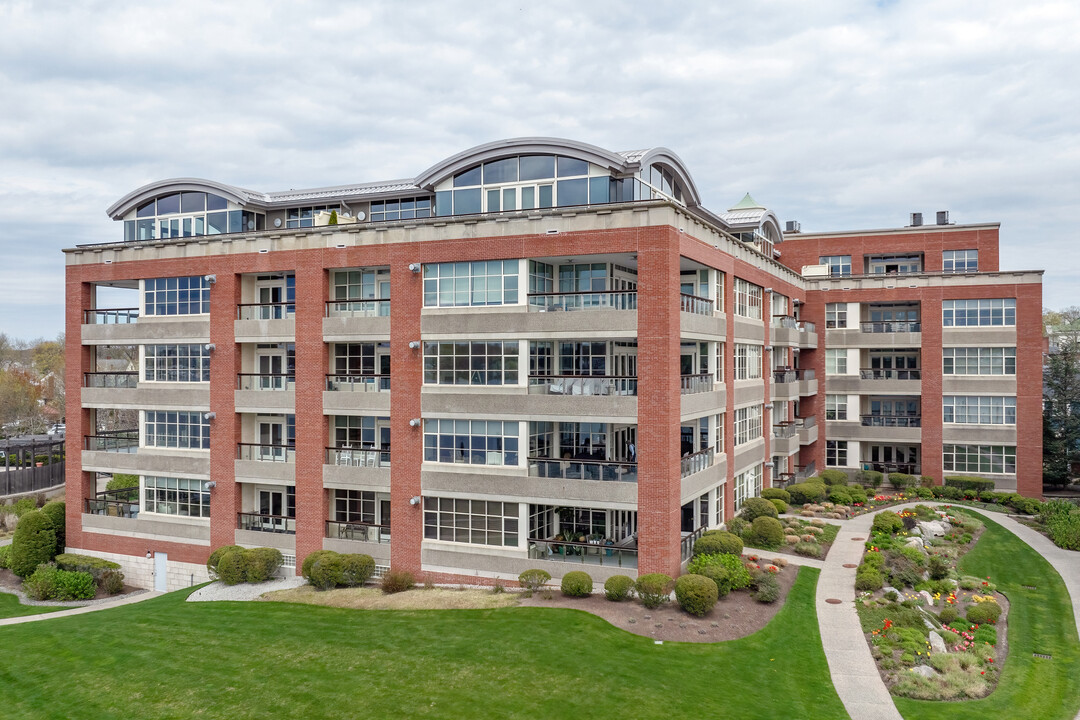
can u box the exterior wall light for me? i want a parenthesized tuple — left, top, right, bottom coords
(204, 343, 216, 352)
(409, 496, 422, 506)
(409, 418, 421, 428)
(408, 340, 421, 350)
(203, 412, 216, 421)
(204, 274, 217, 284)
(408, 263, 421, 273)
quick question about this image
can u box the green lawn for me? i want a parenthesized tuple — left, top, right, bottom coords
(0, 567, 848, 720)
(896, 510, 1080, 720)
(0, 591, 71, 619)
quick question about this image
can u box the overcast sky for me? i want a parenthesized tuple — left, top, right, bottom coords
(0, 0, 1077, 339)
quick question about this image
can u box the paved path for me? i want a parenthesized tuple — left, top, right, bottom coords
(0, 589, 162, 627)
(0, 537, 11, 547)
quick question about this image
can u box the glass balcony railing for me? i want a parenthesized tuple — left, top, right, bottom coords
(325, 299, 390, 318)
(773, 369, 798, 384)
(772, 315, 799, 329)
(859, 368, 921, 380)
(237, 303, 294, 320)
(772, 423, 798, 439)
(83, 308, 139, 324)
(325, 374, 391, 392)
(238, 512, 295, 534)
(528, 538, 638, 567)
(860, 415, 921, 427)
(84, 372, 138, 389)
(527, 290, 637, 312)
(528, 458, 637, 482)
(527, 375, 638, 396)
(237, 373, 294, 391)
(326, 520, 390, 543)
(325, 446, 390, 467)
(236, 443, 295, 462)
(860, 321, 921, 333)
(84, 430, 139, 453)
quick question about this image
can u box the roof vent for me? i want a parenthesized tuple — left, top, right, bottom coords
(936, 210, 950, 225)
(785, 220, 801, 233)
(909, 212, 923, 227)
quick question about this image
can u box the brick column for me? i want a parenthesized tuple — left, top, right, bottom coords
(637, 227, 682, 577)
(389, 247, 423, 574)
(1015, 283, 1044, 498)
(64, 269, 95, 551)
(294, 260, 329, 571)
(209, 267, 241, 551)
(799, 292, 826, 474)
(920, 296, 944, 484)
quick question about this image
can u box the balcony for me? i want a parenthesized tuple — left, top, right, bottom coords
(860, 415, 921, 428)
(680, 373, 713, 395)
(528, 375, 637, 396)
(326, 520, 390, 543)
(795, 461, 817, 481)
(325, 446, 390, 468)
(84, 430, 139, 453)
(323, 300, 392, 341)
(680, 448, 714, 478)
(797, 368, 817, 397)
(84, 496, 139, 519)
(795, 415, 818, 445)
(773, 369, 797, 383)
(527, 290, 637, 312)
(772, 315, 801, 345)
(325, 374, 390, 392)
(237, 512, 295, 534)
(235, 303, 295, 343)
(528, 458, 637, 483)
(237, 302, 293, 321)
(861, 321, 921, 333)
(83, 308, 139, 325)
(237, 443, 295, 463)
(859, 368, 921, 380)
(772, 423, 800, 456)
(237, 373, 294, 391)
(84, 372, 138, 389)
(325, 299, 390, 318)
(527, 537, 638, 568)
(679, 293, 713, 316)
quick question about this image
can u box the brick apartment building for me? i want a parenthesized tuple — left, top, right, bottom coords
(63, 138, 1042, 591)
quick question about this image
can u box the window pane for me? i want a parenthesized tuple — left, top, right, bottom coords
(453, 166, 482, 187)
(556, 178, 588, 207)
(519, 155, 555, 181)
(453, 188, 482, 214)
(483, 158, 518, 184)
(557, 157, 588, 177)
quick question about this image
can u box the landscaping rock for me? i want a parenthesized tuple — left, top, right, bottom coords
(884, 585, 902, 597)
(904, 537, 925, 549)
(910, 527, 922, 536)
(929, 630, 948, 654)
(911, 664, 937, 679)
(919, 590, 935, 606)
(917, 520, 947, 537)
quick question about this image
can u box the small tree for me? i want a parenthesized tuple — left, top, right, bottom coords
(1044, 323, 1080, 487)
(9, 509, 57, 577)
(328, 210, 339, 225)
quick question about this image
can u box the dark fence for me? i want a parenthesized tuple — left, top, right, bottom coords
(1, 439, 66, 497)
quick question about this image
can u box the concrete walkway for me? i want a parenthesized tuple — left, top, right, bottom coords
(814, 502, 1080, 720)
(0, 589, 162, 627)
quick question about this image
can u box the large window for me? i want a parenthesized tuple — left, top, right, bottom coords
(826, 440, 848, 467)
(734, 405, 763, 446)
(943, 445, 1016, 474)
(825, 395, 848, 421)
(733, 278, 763, 319)
(423, 260, 520, 307)
(943, 250, 978, 273)
(143, 411, 210, 450)
(143, 344, 210, 382)
(333, 489, 386, 525)
(369, 197, 431, 222)
(734, 344, 762, 380)
(124, 192, 262, 241)
(826, 349, 848, 375)
(820, 255, 851, 277)
(423, 341, 520, 385)
(942, 347, 1016, 375)
(423, 497, 519, 546)
(333, 416, 389, 449)
(733, 464, 762, 511)
(333, 343, 389, 376)
(942, 299, 1016, 327)
(143, 276, 211, 316)
(529, 260, 554, 294)
(286, 204, 338, 228)
(143, 476, 210, 517)
(423, 419, 520, 466)
(714, 413, 725, 452)
(825, 303, 847, 329)
(332, 268, 389, 302)
(943, 396, 1016, 425)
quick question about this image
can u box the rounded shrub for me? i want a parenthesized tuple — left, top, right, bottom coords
(245, 547, 284, 583)
(858, 470, 884, 489)
(40, 500, 65, 553)
(560, 571, 593, 597)
(855, 566, 884, 592)
(302, 550, 344, 591)
(862, 551, 885, 569)
(603, 574, 634, 601)
(54, 569, 95, 600)
(820, 469, 849, 486)
(693, 531, 742, 557)
(687, 553, 752, 596)
(788, 481, 827, 505)
(340, 554, 375, 587)
(725, 517, 749, 536)
(938, 605, 959, 625)
(828, 486, 852, 506)
(745, 516, 785, 549)
(9, 509, 57, 578)
(207, 545, 244, 580)
(872, 511, 904, 535)
(761, 488, 791, 504)
(101, 569, 125, 594)
(740, 497, 779, 522)
(635, 573, 674, 609)
(752, 572, 781, 603)
(518, 568, 551, 595)
(847, 485, 868, 504)
(381, 570, 415, 594)
(675, 574, 718, 616)
(915, 487, 934, 499)
(23, 564, 60, 600)
(217, 550, 248, 586)
(769, 498, 789, 514)
(966, 600, 1002, 625)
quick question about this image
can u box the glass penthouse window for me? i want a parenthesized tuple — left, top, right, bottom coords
(285, 205, 339, 228)
(143, 276, 211, 316)
(942, 299, 1016, 327)
(126, 192, 263, 241)
(370, 197, 431, 222)
(422, 260, 519, 307)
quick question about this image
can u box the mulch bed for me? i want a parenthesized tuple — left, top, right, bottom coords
(517, 565, 798, 643)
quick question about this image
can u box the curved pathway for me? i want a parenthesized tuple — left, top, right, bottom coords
(0, 589, 161, 627)
(812, 502, 1080, 720)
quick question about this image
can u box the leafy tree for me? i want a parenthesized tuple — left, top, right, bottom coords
(1044, 308, 1080, 487)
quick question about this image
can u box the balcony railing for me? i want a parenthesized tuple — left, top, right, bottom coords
(528, 375, 638, 396)
(97, 485, 139, 503)
(772, 423, 797, 439)
(84, 497, 139, 518)
(860, 321, 921, 333)
(325, 374, 391, 392)
(773, 369, 797, 383)
(776, 472, 796, 487)
(681, 526, 706, 562)
(862, 462, 919, 475)
(528, 537, 638, 567)
(237, 443, 296, 463)
(326, 520, 390, 543)
(238, 512, 295, 534)
(680, 373, 713, 394)
(84, 430, 139, 453)
(325, 299, 390, 318)
(527, 290, 637, 312)
(237, 302, 294, 320)
(680, 448, 713, 478)
(84, 372, 138, 389)
(83, 308, 139, 325)
(325, 446, 390, 467)
(680, 293, 713, 316)
(772, 315, 799, 329)
(796, 461, 817, 481)
(800, 321, 816, 333)
(859, 368, 921, 380)
(860, 415, 922, 428)
(237, 373, 294, 391)
(797, 368, 816, 381)
(794, 415, 816, 429)
(528, 458, 637, 483)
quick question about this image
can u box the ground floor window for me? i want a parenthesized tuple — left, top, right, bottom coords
(826, 440, 848, 467)
(423, 497, 518, 546)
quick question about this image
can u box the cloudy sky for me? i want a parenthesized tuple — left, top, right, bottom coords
(0, 0, 1077, 339)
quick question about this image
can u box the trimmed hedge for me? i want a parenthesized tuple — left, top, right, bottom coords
(857, 469, 884, 489)
(9, 509, 57, 578)
(687, 553, 752, 596)
(761, 488, 791, 504)
(788, 481, 827, 505)
(217, 550, 248, 585)
(245, 548, 285, 584)
(769, 498, 789, 514)
(207, 545, 244, 580)
(675, 574, 718, 616)
(888, 473, 916, 490)
(944, 476, 996, 492)
(40, 500, 65, 553)
(635, 573, 674, 609)
(55, 553, 120, 580)
(1046, 512, 1080, 551)
(603, 574, 634, 601)
(693, 531, 742, 557)
(966, 600, 1002, 625)
(24, 565, 96, 601)
(745, 516, 785, 549)
(872, 511, 904, 535)
(560, 571, 593, 597)
(820, 469, 848, 486)
(302, 550, 344, 590)
(740, 497, 779, 522)
(0, 544, 11, 569)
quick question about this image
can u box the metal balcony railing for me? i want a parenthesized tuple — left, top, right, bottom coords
(238, 512, 295, 534)
(325, 299, 390, 318)
(773, 369, 798, 383)
(527, 375, 638, 396)
(325, 446, 390, 467)
(83, 308, 139, 324)
(325, 374, 391, 392)
(680, 448, 714, 478)
(84, 372, 138, 389)
(326, 520, 390, 543)
(860, 415, 921, 427)
(236, 443, 296, 463)
(860, 321, 921, 333)
(528, 458, 637, 482)
(772, 315, 799, 329)
(680, 373, 713, 394)
(237, 373, 294, 391)
(84, 430, 139, 453)
(237, 302, 294, 320)
(680, 293, 713, 316)
(859, 368, 921, 380)
(772, 423, 798, 439)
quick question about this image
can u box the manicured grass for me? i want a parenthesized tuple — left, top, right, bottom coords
(0, 567, 848, 720)
(895, 511, 1080, 720)
(0, 591, 70, 619)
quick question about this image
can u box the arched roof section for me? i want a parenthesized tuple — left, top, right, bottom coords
(760, 211, 783, 242)
(106, 178, 262, 219)
(633, 148, 702, 207)
(413, 137, 633, 190)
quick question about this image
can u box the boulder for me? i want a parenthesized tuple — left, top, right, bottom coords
(910, 526, 922, 536)
(917, 520, 947, 537)
(911, 664, 937, 679)
(919, 590, 935, 606)
(929, 630, 948, 654)
(904, 537, 925, 549)
(884, 585, 902, 598)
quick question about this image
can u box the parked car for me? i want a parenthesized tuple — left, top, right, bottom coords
(47, 424, 65, 436)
